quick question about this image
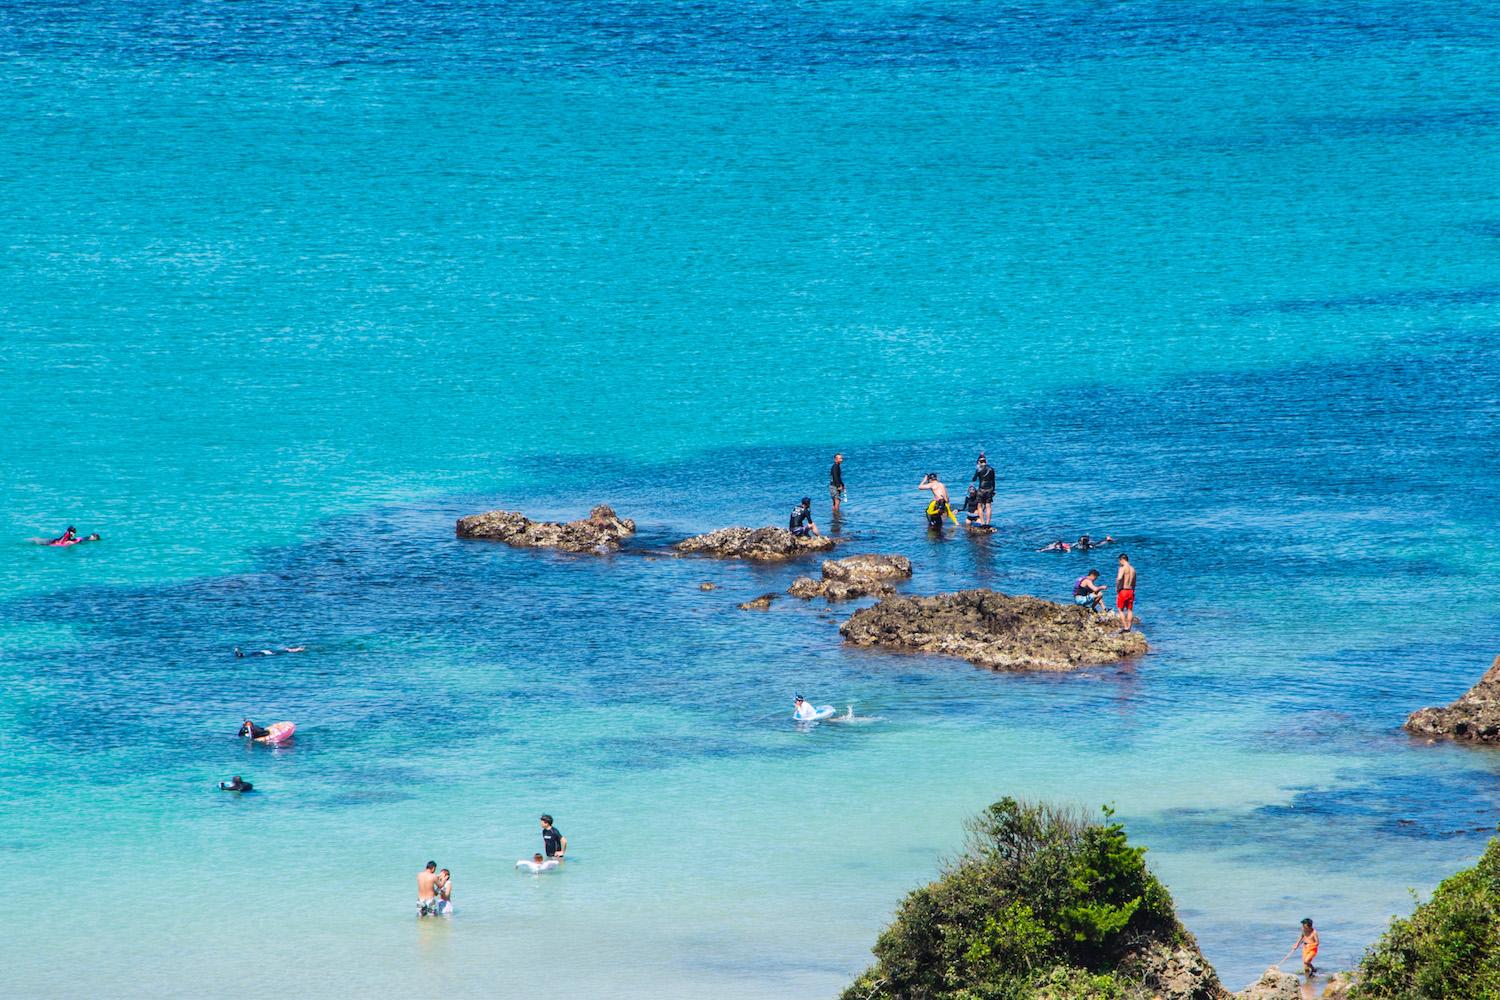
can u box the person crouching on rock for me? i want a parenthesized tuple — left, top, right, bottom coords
(919, 474, 958, 530)
(1073, 570, 1107, 612)
(789, 497, 820, 538)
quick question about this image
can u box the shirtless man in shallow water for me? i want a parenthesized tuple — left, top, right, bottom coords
(418, 861, 440, 916)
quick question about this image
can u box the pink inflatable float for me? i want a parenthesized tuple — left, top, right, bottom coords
(258, 722, 295, 744)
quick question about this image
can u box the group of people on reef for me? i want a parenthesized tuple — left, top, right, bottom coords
(1072, 553, 1138, 631)
(918, 452, 997, 531)
(416, 815, 568, 917)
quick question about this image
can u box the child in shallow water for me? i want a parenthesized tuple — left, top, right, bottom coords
(1292, 918, 1318, 975)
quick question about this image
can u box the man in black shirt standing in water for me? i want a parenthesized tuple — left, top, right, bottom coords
(541, 814, 566, 860)
(829, 454, 845, 517)
(971, 453, 996, 527)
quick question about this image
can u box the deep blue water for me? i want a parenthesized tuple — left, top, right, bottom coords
(3, 2, 1500, 997)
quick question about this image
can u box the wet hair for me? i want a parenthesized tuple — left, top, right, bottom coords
(232, 776, 242, 783)
(440, 869, 450, 877)
(67, 525, 75, 532)
(1119, 553, 1129, 561)
(533, 853, 544, 862)
(800, 497, 810, 505)
(426, 861, 437, 871)
(540, 814, 553, 825)
(1302, 918, 1314, 927)
(1087, 569, 1100, 578)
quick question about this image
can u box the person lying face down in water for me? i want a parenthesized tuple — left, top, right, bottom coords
(517, 853, 559, 873)
(1038, 540, 1072, 552)
(1075, 534, 1114, 551)
(234, 646, 307, 657)
(218, 775, 253, 792)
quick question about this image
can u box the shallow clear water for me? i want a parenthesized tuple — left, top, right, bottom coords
(4, 2, 1500, 997)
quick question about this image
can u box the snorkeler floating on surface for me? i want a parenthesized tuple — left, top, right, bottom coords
(235, 646, 307, 657)
(1074, 534, 1114, 551)
(33, 526, 102, 546)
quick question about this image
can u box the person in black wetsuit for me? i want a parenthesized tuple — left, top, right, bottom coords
(540, 814, 567, 859)
(218, 776, 253, 792)
(971, 454, 996, 526)
(1075, 534, 1114, 552)
(956, 486, 983, 526)
(829, 454, 845, 517)
(789, 497, 821, 538)
(238, 719, 270, 739)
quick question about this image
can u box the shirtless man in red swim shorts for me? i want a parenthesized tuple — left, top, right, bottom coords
(1115, 553, 1137, 632)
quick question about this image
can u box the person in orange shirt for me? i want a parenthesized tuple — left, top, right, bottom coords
(1292, 917, 1319, 975)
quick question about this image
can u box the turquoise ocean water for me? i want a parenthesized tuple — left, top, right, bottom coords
(4, 2, 1500, 996)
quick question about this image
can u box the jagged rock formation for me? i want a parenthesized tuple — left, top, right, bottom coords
(456, 505, 635, 553)
(674, 526, 837, 561)
(1233, 969, 1301, 1000)
(1405, 653, 1500, 743)
(738, 593, 779, 610)
(788, 553, 913, 601)
(840, 589, 1147, 672)
(1117, 935, 1229, 1000)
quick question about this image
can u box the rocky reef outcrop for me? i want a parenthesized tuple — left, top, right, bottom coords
(456, 505, 636, 553)
(738, 593, 779, 611)
(1117, 935, 1229, 1000)
(1233, 969, 1300, 1000)
(839, 589, 1147, 672)
(788, 553, 913, 601)
(674, 526, 837, 562)
(1404, 653, 1500, 743)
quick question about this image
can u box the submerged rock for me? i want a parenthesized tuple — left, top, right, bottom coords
(738, 592, 779, 611)
(674, 526, 837, 562)
(1234, 969, 1301, 1000)
(839, 588, 1147, 672)
(1404, 653, 1500, 743)
(788, 553, 912, 601)
(456, 505, 636, 553)
(1320, 973, 1353, 999)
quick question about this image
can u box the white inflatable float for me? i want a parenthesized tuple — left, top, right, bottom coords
(794, 704, 837, 722)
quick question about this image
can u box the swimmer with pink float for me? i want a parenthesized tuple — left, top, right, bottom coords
(33, 526, 102, 546)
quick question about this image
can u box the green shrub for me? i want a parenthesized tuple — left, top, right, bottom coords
(1352, 834, 1500, 1000)
(840, 799, 1184, 1000)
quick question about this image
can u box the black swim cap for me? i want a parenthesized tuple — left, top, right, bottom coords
(801, 497, 810, 505)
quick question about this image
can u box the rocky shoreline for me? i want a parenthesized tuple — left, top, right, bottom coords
(1405, 653, 1500, 743)
(840, 588, 1147, 672)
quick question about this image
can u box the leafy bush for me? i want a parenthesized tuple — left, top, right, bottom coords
(840, 799, 1184, 1000)
(1352, 833, 1500, 1000)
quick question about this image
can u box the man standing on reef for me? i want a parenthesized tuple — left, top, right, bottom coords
(970, 453, 995, 526)
(1115, 553, 1137, 632)
(829, 454, 845, 518)
(540, 815, 567, 859)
